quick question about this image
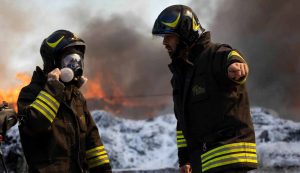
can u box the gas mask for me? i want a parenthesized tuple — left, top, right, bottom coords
(59, 53, 84, 83)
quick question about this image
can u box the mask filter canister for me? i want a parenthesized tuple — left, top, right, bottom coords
(60, 67, 74, 83)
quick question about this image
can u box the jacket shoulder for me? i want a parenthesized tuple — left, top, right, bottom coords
(18, 83, 42, 101)
(18, 67, 45, 101)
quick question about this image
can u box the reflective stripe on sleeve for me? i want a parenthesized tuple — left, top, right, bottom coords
(227, 50, 245, 62)
(29, 90, 60, 122)
(86, 146, 107, 159)
(30, 99, 56, 122)
(176, 131, 187, 148)
(227, 50, 248, 84)
(86, 145, 110, 169)
(39, 91, 60, 112)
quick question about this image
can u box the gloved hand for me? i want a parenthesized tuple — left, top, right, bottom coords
(179, 164, 192, 173)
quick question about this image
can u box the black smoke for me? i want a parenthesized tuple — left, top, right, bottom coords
(68, 1, 300, 120)
(77, 15, 173, 117)
(192, 0, 300, 120)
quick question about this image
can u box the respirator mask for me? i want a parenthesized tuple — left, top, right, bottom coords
(59, 52, 84, 83)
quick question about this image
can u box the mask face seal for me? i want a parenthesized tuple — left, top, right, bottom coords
(59, 53, 84, 83)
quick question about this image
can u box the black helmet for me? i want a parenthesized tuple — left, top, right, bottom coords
(40, 30, 86, 73)
(152, 5, 205, 46)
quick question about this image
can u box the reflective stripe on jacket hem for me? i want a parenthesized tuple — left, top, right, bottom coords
(201, 142, 258, 172)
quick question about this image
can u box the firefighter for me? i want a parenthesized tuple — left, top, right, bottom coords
(152, 5, 258, 173)
(17, 30, 112, 173)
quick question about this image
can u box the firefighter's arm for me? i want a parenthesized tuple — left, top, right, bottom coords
(176, 122, 189, 168)
(83, 101, 112, 173)
(17, 68, 64, 134)
(226, 50, 249, 84)
(213, 48, 249, 85)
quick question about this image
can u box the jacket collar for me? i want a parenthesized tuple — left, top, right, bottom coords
(168, 31, 212, 72)
(189, 31, 212, 63)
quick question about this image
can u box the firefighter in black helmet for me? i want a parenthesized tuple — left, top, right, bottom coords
(153, 5, 258, 173)
(17, 30, 112, 173)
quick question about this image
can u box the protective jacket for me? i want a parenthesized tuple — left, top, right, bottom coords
(17, 66, 112, 173)
(169, 32, 258, 173)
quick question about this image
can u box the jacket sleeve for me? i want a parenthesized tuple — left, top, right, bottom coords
(176, 122, 189, 167)
(17, 80, 64, 135)
(226, 50, 248, 84)
(83, 101, 112, 173)
(213, 46, 249, 85)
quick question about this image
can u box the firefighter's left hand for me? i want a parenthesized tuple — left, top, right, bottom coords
(179, 164, 191, 173)
(227, 62, 248, 80)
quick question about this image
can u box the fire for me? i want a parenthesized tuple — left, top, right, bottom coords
(84, 76, 106, 99)
(83, 73, 171, 118)
(83, 74, 128, 114)
(0, 72, 170, 118)
(0, 73, 31, 111)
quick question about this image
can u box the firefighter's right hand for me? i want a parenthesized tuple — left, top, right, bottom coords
(47, 68, 61, 81)
(179, 164, 192, 173)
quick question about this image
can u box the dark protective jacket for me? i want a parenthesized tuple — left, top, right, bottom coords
(169, 32, 258, 173)
(17, 66, 112, 173)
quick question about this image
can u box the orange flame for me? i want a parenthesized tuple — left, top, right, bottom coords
(0, 72, 169, 117)
(83, 73, 170, 117)
(83, 74, 125, 105)
(0, 73, 31, 111)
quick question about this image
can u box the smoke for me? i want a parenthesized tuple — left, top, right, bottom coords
(197, 0, 300, 120)
(3, 1, 298, 120)
(75, 14, 173, 117)
(0, 1, 33, 88)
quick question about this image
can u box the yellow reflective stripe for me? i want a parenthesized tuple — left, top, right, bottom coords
(176, 131, 183, 134)
(86, 146, 105, 155)
(202, 153, 257, 172)
(46, 36, 65, 48)
(177, 139, 187, 148)
(177, 144, 187, 148)
(30, 103, 53, 122)
(227, 50, 248, 84)
(227, 50, 245, 62)
(230, 76, 247, 84)
(203, 153, 257, 167)
(177, 135, 185, 139)
(203, 159, 257, 172)
(87, 155, 109, 168)
(202, 147, 256, 163)
(201, 142, 256, 159)
(89, 159, 110, 169)
(161, 13, 181, 28)
(176, 131, 187, 148)
(37, 95, 58, 113)
(40, 91, 60, 108)
(86, 150, 107, 159)
(192, 17, 200, 31)
(177, 139, 187, 145)
(34, 100, 56, 121)
(203, 158, 257, 172)
(176, 139, 186, 143)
